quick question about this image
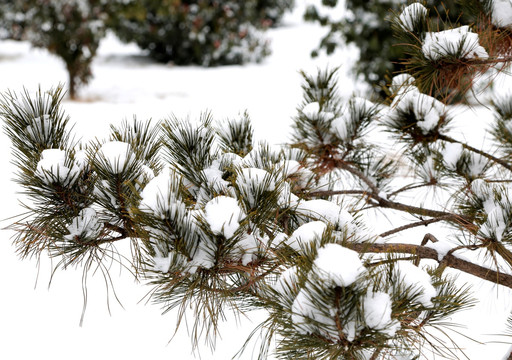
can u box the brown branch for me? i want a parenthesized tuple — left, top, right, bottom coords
(439, 134, 512, 171)
(379, 216, 454, 238)
(347, 242, 512, 289)
(334, 161, 381, 194)
(388, 182, 435, 197)
(330, 161, 476, 231)
(307, 189, 369, 197)
(369, 348, 382, 360)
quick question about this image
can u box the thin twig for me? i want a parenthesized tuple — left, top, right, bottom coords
(331, 161, 476, 231)
(307, 189, 369, 197)
(379, 216, 453, 238)
(439, 134, 512, 171)
(388, 182, 435, 197)
(369, 348, 382, 360)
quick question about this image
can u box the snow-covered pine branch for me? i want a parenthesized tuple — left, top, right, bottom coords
(5, 2, 512, 359)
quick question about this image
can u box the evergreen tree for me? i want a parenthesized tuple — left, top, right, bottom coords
(13, 0, 109, 99)
(3, 1, 512, 359)
(110, 0, 292, 66)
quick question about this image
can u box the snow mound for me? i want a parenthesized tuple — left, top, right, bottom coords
(204, 196, 244, 239)
(422, 26, 488, 61)
(36, 148, 79, 185)
(399, 3, 427, 32)
(97, 141, 134, 174)
(313, 243, 366, 287)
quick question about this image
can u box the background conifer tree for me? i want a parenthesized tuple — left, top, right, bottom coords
(15, 0, 110, 99)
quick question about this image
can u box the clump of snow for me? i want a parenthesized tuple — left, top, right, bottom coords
(65, 207, 101, 241)
(188, 244, 216, 273)
(330, 97, 375, 142)
(390, 86, 446, 135)
(236, 167, 276, 207)
(313, 243, 366, 287)
(390, 74, 415, 95)
(74, 149, 88, 169)
(279, 159, 301, 177)
(237, 233, 260, 265)
(469, 179, 510, 241)
(140, 168, 182, 217)
(286, 221, 327, 251)
(491, 0, 512, 28)
(399, 3, 427, 32)
(395, 261, 436, 307)
(204, 196, 244, 238)
(140, 164, 155, 180)
(277, 181, 300, 208)
(350, 97, 375, 113)
(201, 166, 229, 193)
(467, 153, 487, 178)
(36, 148, 79, 185)
(153, 256, 172, 273)
(279, 159, 315, 189)
(470, 178, 488, 198)
(296, 199, 353, 229)
(218, 152, 243, 167)
(425, 240, 458, 261)
(481, 206, 508, 242)
(302, 102, 321, 118)
(97, 141, 134, 174)
(422, 26, 488, 61)
(330, 113, 351, 141)
(415, 94, 445, 133)
(363, 291, 400, 336)
(238, 168, 276, 190)
(442, 142, 463, 170)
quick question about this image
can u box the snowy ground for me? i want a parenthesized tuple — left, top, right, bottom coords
(1, 1, 511, 359)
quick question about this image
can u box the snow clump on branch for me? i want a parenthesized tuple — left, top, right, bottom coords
(36, 148, 79, 185)
(389, 79, 446, 135)
(65, 207, 102, 242)
(97, 141, 135, 174)
(422, 26, 488, 61)
(398, 2, 427, 32)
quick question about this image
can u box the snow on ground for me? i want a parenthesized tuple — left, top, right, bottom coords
(0, 1, 511, 359)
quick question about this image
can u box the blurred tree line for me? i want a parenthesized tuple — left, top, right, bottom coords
(0, 0, 294, 98)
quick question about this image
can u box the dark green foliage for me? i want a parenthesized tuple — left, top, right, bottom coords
(111, 0, 287, 66)
(0, 0, 28, 40)
(216, 112, 254, 157)
(254, 0, 295, 26)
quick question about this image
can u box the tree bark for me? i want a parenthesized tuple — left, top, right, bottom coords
(347, 242, 512, 289)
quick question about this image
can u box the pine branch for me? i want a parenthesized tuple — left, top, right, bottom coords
(348, 242, 512, 289)
(379, 216, 455, 238)
(318, 160, 475, 229)
(439, 134, 512, 171)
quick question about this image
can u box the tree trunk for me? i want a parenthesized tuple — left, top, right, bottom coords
(68, 68, 76, 100)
